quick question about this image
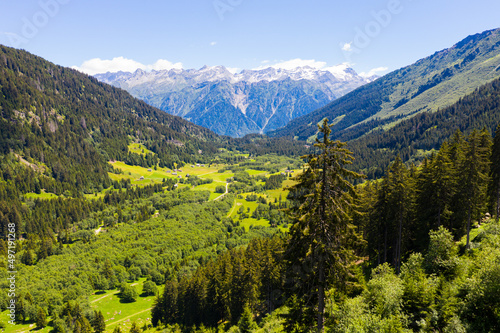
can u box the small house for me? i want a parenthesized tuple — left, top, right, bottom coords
(139, 176, 145, 180)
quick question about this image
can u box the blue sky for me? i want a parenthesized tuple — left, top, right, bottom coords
(0, 0, 499, 76)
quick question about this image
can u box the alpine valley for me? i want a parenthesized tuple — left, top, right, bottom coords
(3, 26, 500, 333)
(95, 64, 374, 137)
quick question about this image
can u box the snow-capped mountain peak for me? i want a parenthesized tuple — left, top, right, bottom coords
(95, 64, 374, 137)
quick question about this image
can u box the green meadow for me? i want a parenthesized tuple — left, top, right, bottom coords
(88, 279, 162, 333)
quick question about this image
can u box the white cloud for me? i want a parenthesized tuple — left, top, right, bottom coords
(210, 41, 217, 46)
(254, 58, 328, 71)
(360, 66, 389, 78)
(342, 42, 353, 52)
(72, 57, 183, 75)
(149, 59, 183, 71)
(226, 67, 241, 74)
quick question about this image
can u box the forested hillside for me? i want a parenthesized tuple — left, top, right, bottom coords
(349, 76, 500, 178)
(270, 28, 500, 143)
(0, 45, 223, 195)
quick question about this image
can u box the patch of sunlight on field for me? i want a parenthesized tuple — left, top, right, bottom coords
(109, 161, 178, 185)
(24, 190, 59, 200)
(246, 169, 268, 176)
(240, 217, 270, 231)
(128, 142, 154, 156)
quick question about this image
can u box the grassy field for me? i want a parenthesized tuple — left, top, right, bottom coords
(24, 190, 59, 200)
(3, 317, 51, 333)
(108, 161, 177, 185)
(128, 142, 154, 156)
(1, 279, 160, 333)
(228, 195, 273, 231)
(265, 178, 296, 201)
(89, 278, 161, 333)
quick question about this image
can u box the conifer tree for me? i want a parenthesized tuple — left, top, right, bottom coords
(238, 304, 258, 333)
(490, 124, 500, 219)
(285, 118, 363, 332)
(385, 156, 413, 274)
(93, 310, 106, 333)
(368, 157, 413, 271)
(459, 130, 490, 248)
(36, 306, 47, 328)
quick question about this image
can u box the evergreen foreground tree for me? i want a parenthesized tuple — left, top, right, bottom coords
(36, 306, 47, 329)
(285, 119, 363, 332)
(490, 124, 500, 220)
(93, 310, 106, 333)
(238, 304, 258, 333)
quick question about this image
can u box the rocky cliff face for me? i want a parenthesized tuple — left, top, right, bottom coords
(96, 64, 373, 137)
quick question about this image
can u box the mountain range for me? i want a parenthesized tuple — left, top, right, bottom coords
(270, 28, 500, 142)
(95, 64, 374, 137)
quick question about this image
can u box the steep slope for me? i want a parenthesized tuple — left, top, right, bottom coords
(0, 45, 221, 193)
(95, 65, 372, 137)
(349, 76, 500, 178)
(270, 28, 500, 141)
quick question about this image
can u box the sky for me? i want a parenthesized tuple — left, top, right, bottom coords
(0, 0, 499, 77)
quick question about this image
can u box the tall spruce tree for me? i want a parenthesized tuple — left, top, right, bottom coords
(368, 157, 413, 271)
(36, 306, 47, 329)
(93, 310, 106, 333)
(460, 130, 490, 248)
(415, 145, 454, 251)
(490, 124, 500, 219)
(385, 156, 413, 274)
(285, 118, 363, 332)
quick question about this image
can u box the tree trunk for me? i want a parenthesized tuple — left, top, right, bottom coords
(437, 206, 441, 228)
(466, 205, 472, 250)
(496, 180, 500, 221)
(317, 256, 325, 333)
(383, 223, 387, 264)
(396, 211, 403, 274)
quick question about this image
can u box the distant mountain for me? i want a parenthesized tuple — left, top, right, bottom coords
(269, 28, 500, 142)
(95, 64, 373, 137)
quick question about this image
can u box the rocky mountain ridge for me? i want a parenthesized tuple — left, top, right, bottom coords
(95, 64, 374, 137)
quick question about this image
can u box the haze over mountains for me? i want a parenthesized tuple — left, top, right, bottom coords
(95, 64, 374, 137)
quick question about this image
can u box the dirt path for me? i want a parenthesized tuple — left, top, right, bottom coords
(227, 199, 241, 217)
(106, 307, 152, 327)
(94, 226, 102, 235)
(91, 283, 139, 304)
(91, 291, 116, 304)
(214, 182, 229, 201)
